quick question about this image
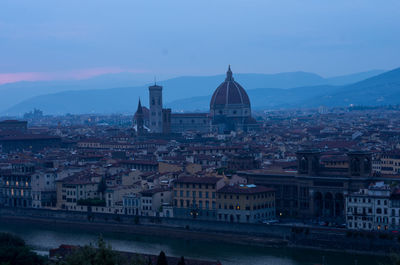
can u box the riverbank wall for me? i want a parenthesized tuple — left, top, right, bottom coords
(0, 207, 398, 255)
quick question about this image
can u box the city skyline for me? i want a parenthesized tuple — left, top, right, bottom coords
(0, 2, 399, 264)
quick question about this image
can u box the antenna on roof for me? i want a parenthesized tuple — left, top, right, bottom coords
(154, 76, 157, 85)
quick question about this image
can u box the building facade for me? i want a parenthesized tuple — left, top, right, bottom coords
(216, 184, 275, 223)
(173, 176, 224, 220)
(0, 162, 34, 208)
(239, 150, 376, 221)
(346, 182, 391, 231)
(170, 113, 210, 133)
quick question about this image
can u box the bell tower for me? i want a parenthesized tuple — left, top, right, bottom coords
(348, 151, 372, 177)
(296, 149, 321, 176)
(149, 83, 163, 133)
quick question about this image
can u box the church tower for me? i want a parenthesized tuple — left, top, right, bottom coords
(135, 98, 145, 135)
(149, 83, 163, 133)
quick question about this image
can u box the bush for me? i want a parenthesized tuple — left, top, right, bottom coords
(0, 233, 46, 265)
(64, 235, 120, 265)
(156, 251, 168, 265)
(177, 256, 185, 265)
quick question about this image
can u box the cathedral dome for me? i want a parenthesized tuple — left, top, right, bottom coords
(210, 66, 251, 108)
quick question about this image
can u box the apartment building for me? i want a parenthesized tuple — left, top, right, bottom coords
(173, 176, 225, 220)
(346, 182, 390, 231)
(216, 184, 275, 223)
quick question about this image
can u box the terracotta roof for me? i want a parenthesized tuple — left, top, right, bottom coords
(0, 134, 60, 141)
(140, 187, 170, 196)
(217, 184, 274, 194)
(175, 176, 222, 184)
(210, 66, 250, 107)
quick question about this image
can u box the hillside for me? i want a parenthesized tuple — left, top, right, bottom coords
(2, 69, 389, 115)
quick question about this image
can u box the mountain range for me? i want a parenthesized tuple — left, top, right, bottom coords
(2, 68, 399, 115)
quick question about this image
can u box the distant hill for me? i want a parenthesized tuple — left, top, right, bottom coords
(2, 69, 388, 115)
(168, 68, 400, 110)
(167, 85, 338, 111)
(0, 72, 156, 113)
(301, 67, 400, 108)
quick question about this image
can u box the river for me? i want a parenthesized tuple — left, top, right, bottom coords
(0, 220, 385, 265)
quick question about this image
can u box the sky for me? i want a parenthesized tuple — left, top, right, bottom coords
(0, 0, 400, 85)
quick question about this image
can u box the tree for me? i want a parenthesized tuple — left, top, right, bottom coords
(388, 253, 400, 265)
(177, 256, 185, 265)
(0, 232, 46, 265)
(156, 251, 168, 265)
(98, 177, 107, 199)
(63, 235, 120, 265)
(130, 254, 146, 265)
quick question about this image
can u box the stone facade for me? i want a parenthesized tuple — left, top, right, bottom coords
(172, 176, 224, 220)
(216, 184, 275, 223)
(239, 150, 376, 221)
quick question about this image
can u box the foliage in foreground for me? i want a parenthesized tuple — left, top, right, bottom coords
(58, 236, 120, 265)
(0, 232, 46, 265)
(58, 236, 185, 265)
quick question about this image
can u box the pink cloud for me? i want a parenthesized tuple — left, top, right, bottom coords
(0, 72, 48, 85)
(0, 67, 149, 85)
